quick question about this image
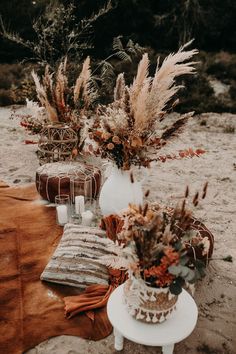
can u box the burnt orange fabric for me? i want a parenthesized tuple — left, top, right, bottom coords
(100, 214, 124, 242)
(64, 269, 127, 319)
(0, 184, 112, 354)
(64, 284, 113, 320)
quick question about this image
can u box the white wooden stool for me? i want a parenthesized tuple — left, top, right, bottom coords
(107, 283, 198, 354)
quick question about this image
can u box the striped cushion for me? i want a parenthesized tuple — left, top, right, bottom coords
(41, 224, 114, 288)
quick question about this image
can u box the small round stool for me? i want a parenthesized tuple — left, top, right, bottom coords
(107, 284, 198, 354)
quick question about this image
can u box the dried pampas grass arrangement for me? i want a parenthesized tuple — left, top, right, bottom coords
(32, 56, 98, 125)
(90, 41, 203, 169)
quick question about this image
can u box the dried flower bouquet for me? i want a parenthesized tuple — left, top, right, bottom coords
(100, 185, 210, 295)
(90, 41, 204, 170)
(18, 57, 97, 136)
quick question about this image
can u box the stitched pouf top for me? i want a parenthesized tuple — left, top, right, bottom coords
(36, 161, 101, 203)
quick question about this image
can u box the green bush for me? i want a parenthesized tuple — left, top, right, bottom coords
(0, 63, 37, 106)
(0, 88, 14, 106)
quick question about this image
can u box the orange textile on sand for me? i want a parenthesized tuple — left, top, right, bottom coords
(64, 284, 113, 320)
(0, 184, 112, 354)
(64, 269, 127, 319)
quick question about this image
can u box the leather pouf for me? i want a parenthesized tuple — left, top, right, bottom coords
(36, 161, 101, 203)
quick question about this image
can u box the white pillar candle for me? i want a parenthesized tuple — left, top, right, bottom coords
(75, 195, 85, 215)
(56, 204, 68, 225)
(81, 210, 94, 226)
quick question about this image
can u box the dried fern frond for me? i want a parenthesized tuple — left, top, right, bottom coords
(98, 241, 138, 270)
(113, 36, 124, 52)
(100, 61, 116, 87)
(88, 0, 112, 23)
(112, 36, 134, 62)
(98, 255, 130, 270)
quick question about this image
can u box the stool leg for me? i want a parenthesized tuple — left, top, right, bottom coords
(162, 344, 174, 354)
(114, 327, 124, 351)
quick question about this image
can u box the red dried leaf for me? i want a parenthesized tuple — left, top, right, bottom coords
(24, 140, 38, 145)
(195, 148, 205, 155)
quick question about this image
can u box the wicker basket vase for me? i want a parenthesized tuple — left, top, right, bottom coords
(123, 278, 178, 323)
(38, 123, 78, 165)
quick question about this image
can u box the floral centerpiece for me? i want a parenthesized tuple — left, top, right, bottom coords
(90, 41, 204, 170)
(31, 57, 97, 127)
(16, 57, 97, 162)
(88, 41, 205, 215)
(100, 185, 210, 323)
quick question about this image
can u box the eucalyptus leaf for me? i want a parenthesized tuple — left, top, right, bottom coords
(185, 269, 195, 282)
(168, 265, 182, 276)
(193, 268, 202, 281)
(180, 266, 190, 277)
(174, 240, 182, 251)
(180, 255, 189, 266)
(198, 266, 206, 277)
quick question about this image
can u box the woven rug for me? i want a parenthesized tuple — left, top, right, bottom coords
(0, 184, 112, 354)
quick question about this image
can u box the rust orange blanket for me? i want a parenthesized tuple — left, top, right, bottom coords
(0, 184, 112, 354)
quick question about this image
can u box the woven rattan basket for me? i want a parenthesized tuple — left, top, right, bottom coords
(38, 123, 78, 164)
(123, 279, 178, 323)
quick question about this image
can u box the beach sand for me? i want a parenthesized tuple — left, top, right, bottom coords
(0, 106, 235, 354)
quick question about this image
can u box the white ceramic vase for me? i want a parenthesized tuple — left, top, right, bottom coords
(99, 166, 143, 216)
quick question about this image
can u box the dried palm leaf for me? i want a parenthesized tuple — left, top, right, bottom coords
(114, 73, 125, 101)
(161, 112, 194, 142)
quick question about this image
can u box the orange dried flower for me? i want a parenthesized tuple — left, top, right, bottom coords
(164, 248, 180, 265)
(156, 273, 175, 287)
(107, 142, 115, 150)
(102, 132, 112, 140)
(71, 148, 78, 157)
(112, 135, 121, 144)
(144, 264, 175, 287)
(131, 136, 143, 148)
(143, 246, 179, 287)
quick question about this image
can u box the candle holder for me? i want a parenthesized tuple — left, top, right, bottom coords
(55, 194, 70, 226)
(81, 210, 94, 226)
(70, 177, 84, 219)
(70, 176, 101, 226)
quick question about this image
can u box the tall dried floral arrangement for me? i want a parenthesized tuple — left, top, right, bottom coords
(90, 41, 204, 170)
(32, 56, 97, 126)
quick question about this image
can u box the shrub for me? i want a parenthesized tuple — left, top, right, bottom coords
(0, 63, 38, 106)
(0, 88, 14, 106)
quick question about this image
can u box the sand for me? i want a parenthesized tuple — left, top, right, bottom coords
(0, 106, 235, 354)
